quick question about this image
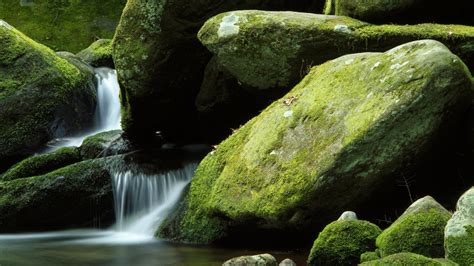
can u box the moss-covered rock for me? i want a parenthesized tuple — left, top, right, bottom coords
(0, 21, 96, 171)
(360, 251, 380, 263)
(223, 254, 277, 266)
(445, 187, 474, 265)
(198, 11, 474, 91)
(112, 0, 325, 142)
(0, 147, 81, 182)
(324, 0, 473, 25)
(158, 40, 473, 244)
(360, 252, 453, 266)
(0, 158, 115, 231)
(376, 196, 452, 258)
(80, 130, 128, 159)
(77, 39, 114, 68)
(307, 217, 381, 266)
(0, 0, 126, 52)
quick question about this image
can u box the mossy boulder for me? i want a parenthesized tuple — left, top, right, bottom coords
(376, 196, 452, 258)
(307, 217, 382, 266)
(223, 254, 277, 266)
(360, 251, 380, 263)
(360, 252, 455, 266)
(112, 0, 325, 142)
(445, 187, 474, 265)
(0, 0, 126, 52)
(0, 158, 115, 231)
(77, 39, 114, 68)
(324, 0, 473, 25)
(198, 11, 474, 92)
(0, 147, 81, 182)
(0, 21, 97, 171)
(80, 130, 129, 159)
(158, 40, 473, 244)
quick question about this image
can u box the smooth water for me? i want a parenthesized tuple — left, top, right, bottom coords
(112, 164, 197, 237)
(45, 67, 121, 151)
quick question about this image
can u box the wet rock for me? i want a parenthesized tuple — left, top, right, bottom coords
(223, 254, 277, 266)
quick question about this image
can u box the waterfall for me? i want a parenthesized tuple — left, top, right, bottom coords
(46, 67, 121, 150)
(111, 163, 197, 237)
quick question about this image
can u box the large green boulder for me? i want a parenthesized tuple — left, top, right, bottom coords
(0, 147, 81, 182)
(158, 40, 473, 244)
(80, 130, 128, 159)
(360, 252, 455, 266)
(376, 196, 452, 258)
(324, 0, 473, 25)
(112, 0, 324, 142)
(198, 11, 474, 92)
(445, 187, 474, 265)
(0, 0, 126, 52)
(0, 21, 96, 171)
(0, 158, 115, 231)
(307, 213, 382, 266)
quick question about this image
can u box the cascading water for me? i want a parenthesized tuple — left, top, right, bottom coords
(112, 163, 197, 237)
(46, 67, 122, 150)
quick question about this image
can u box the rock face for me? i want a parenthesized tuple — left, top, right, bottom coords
(198, 11, 474, 92)
(0, 21, 96, 171)
(376, 196, 452, 258)
(307, 217, 382, 266)
(445, 187, 474, 265)
(112, 0, 324, 142)
(0, 158, 115, 231)
(77, 39, 114, 68)
(223, 254, 277, 266)
(324, 0, 473, 25)
(0, 0, 126, 52)
(158, 40, 473, 244)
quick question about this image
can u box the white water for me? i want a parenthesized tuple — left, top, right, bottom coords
(46, 67, 122, 150)
(112, 164, 197, 236)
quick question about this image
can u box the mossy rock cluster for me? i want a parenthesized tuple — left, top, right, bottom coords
(307, 217, 381, 266)
(199, 11, 474, 93)
(0, 0, 126, 52)
(0, 20, 97, 171)
(112, 0, 325, 142)
(158, 40, 473, 244)
(376, 196, 452, 258)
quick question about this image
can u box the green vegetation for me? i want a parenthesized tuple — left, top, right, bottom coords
(307, 220, 381, 265)
(0, 20, 96, 170)
(0, 147, 81, 181)
(158, 40, 473, 244)
(0, 0, 126, 52)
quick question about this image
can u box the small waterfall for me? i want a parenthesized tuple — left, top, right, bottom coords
(46, 67, 121, 150)
(111, 163, 197, 237)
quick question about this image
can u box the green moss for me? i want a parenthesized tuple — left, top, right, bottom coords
(445, 225, 474, 265)
(0, 147, 81, 181)
(360, 251, 380, 263)
(198, 11, 474, 91)
(307, 220, 382, 266)
(0, 21, 96, 170)
(0, 158, 115, 231)
(0, 0, 126, 52)
(79, 130, 125, 159)
(376, 208, 452, 257)
(160, 40, 473, 244)
(360, 252, 447, 266)
(77, 39, 114, 68)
